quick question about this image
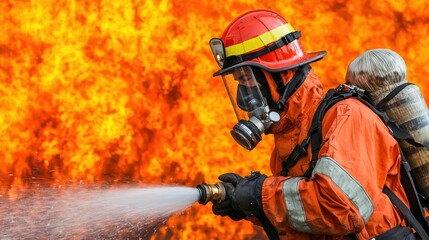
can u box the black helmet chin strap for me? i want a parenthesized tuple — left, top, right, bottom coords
(274, 64, 311, 111)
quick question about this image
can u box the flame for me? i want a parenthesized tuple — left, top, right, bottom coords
(0, 0, 428, 239)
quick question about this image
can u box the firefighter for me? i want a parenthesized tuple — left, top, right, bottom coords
(208, 9, 413, 239)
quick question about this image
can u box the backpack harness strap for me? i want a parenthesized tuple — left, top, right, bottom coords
(280, 84, 367, 177)
(376, 82, 414, 110)
(376, 82, 427, 149)
(280, 83, 429, 238)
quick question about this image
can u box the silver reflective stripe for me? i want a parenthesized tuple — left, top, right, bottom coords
(283, 177, 313, 233)
(313, 156, 374, 223)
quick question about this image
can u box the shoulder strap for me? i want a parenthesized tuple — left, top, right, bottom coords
(280, 139, 309, 176)
(365, 83, 429, 238)
(376, 82, 414, 110)
(280, 86, 353, 176)
(303, 85, 365, 178)
(383, 185, 429, 239)
(375, 82, 428, 150)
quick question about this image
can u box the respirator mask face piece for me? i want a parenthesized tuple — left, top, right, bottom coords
(222, 66, 280, 150)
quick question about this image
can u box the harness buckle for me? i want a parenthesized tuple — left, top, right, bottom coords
(337, 83, 365, 95)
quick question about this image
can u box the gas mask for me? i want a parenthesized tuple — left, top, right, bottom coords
(222, 66, 281, 150)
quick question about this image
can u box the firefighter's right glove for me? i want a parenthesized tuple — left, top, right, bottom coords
(212, 172, 267, 220)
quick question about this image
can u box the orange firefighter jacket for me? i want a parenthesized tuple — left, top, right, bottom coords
(262, 70, 408, 239)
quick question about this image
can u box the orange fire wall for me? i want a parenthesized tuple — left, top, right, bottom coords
(0, 0, 428, 239)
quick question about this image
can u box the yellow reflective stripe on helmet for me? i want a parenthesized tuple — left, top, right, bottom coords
(225, 23, 295, 57)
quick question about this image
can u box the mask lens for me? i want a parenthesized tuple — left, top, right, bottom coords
(221, 66, 268, 121)
(236, 85, 263, 111)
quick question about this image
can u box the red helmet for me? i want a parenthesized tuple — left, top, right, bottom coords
(210, 9, 327, 76)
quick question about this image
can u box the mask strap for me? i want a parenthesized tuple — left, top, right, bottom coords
(271, 72, 285, 94)
(252, 67, 277, 109)
(277, 64, 311, 111)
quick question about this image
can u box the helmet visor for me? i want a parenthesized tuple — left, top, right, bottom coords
(222, 66, 269, 121)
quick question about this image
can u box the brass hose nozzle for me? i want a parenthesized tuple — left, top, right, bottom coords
(196, 182, 226, 205)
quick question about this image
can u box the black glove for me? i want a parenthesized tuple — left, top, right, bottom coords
(212, 171, 267, 220)
(212, 182, 247, 221)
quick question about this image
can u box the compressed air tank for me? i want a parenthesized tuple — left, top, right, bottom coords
(346, 48, 429, 200)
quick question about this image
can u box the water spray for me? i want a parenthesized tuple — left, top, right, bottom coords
(196, 182, 226, 205)
(0, 186, 201, 239)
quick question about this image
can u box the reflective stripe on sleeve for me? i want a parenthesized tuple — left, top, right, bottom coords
(282, 177, 313, 233)
(312, 156, 375, 223)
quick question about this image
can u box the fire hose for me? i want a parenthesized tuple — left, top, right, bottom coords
(196, 182, 280, 240)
